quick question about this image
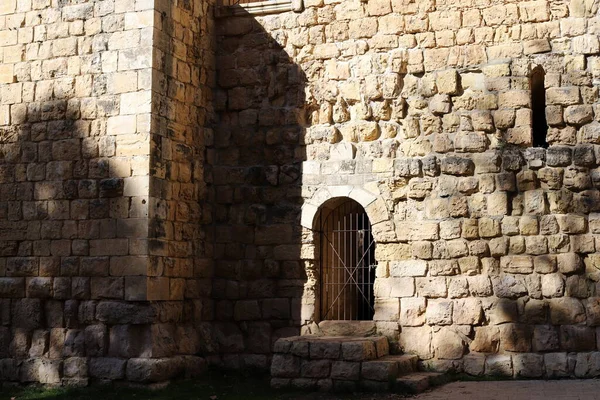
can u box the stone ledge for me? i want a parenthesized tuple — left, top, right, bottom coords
(216, 0, 302, 17)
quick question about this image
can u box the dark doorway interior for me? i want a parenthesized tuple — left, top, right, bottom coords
(318, 199, 376, 321)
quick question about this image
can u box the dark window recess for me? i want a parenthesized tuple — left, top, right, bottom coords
(531, 66, 548, 148)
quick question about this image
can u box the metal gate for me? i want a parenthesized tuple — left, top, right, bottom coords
(319, 200, 376, 321)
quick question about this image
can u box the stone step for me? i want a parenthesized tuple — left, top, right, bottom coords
(380, 354, 419, 375)
(361, 354, 418, 382)
(273, 335, 389, 361)
(394, 372, 447, 394)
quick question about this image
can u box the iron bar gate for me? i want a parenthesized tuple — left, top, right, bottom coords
(319, 200, 376, 321)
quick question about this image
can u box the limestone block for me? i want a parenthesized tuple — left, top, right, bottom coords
(89, 358, 126, 380)
(374, 277, 413, 298)
(399, 326, 433, 359)
(376, 244, 411, 263)
(95, 301, 155, 324)
(301, 360, 330, 378)
(313, 43, 340, 59)
(565, 275, 590, 298)
(436, 69, 460, 95)
(271, 354, 301, 378)
(468, 276, 493, 297)
(0, 277, 25, 297)
(544, 353, 569, 378)
(433, 328, 465, 360)
(565, 105, 594, 125)
(458, 257, 480, 275)
(499, 90, 531, 108)
(64, 357, 88, 379)
(448, 277, 469, 299)
(441, 157, 474, 176)
(485, 354, 512, 377)
(513, 354, 544, 378)
(426, 300, 453, 325)
(585, 297, 600, 326)
(291, 341, 309, 358)
(373, 298, 400, 321)
(573, 352, 600, 378)
(400, 297, 426, 326)
(12, 299, 42, 330)
(429, 94, 451, 115)
(428, 260, 459, 276)
(549, 297, 586, 324)
(491, 275, 527, 298)
(523, 299, 548, 324)
(416, 277, 447, 298)
(361, 359, 398, 382)
(573, 144, 596, 166)
(341, 341, 376, 362)
(126, 358, 182, 382)
(560, 325, 595, 351)
(523, 39, 551, 54)
(395, 158, 422, 177)
(440, 220, 461, 240)
(389, 260, 427, 277)
(533, 325, 560, 352)
(546, 87, 580, 105)
(557, 253, 583, 274)
(463, 354, 485, 376)
(454, 132, 487, 153)
(499, 324, 532, 352)
(330, 361, 360, 380)
(541, 274, 565, 298)
(573, 34, 600, 55)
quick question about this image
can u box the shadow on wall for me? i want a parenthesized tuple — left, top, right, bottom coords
(206, 8, 310, 369)
(0, 0, 209, 383)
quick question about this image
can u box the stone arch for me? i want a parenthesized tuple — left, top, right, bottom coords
(301, 186, 390, 241)
(299, 187, 391, 332)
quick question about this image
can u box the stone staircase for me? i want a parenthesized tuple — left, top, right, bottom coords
(270, 336, 446, 394)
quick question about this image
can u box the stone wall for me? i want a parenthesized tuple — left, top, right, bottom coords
(0, 0, 213, 385)
(209, 13, 309, 369)
(214, 0, 600, 378)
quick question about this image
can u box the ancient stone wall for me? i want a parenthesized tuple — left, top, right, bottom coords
(0, 0, 213, 385)
(214, 0, 600, 377)
(209, 13, 308, 369)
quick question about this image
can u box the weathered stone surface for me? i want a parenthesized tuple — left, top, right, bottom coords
(10, 0, 600, 386)
(341, 341, 377, 361)
(126, 358, 182, 382)
(549, 298, 586, 324)
(399, 326, 433, 359)
(271, 354, 301, 378)
(301, 360, 330, 378)
(471, 326, 500, 353)
(485, 355, 512, 377)
(545, 353, 569, 378)
(513, 354, 544, 378)
(433, 328, 465, 360)
(95, 301, 156, 325)
(330, 361, 360, 380)
(89, 358, 126, 380)
(310, 341, 341, 359)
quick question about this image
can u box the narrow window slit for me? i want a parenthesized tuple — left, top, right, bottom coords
(531, 65, 548, 148)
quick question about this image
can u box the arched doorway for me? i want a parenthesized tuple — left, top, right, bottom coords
(317, 198, 376, 321)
